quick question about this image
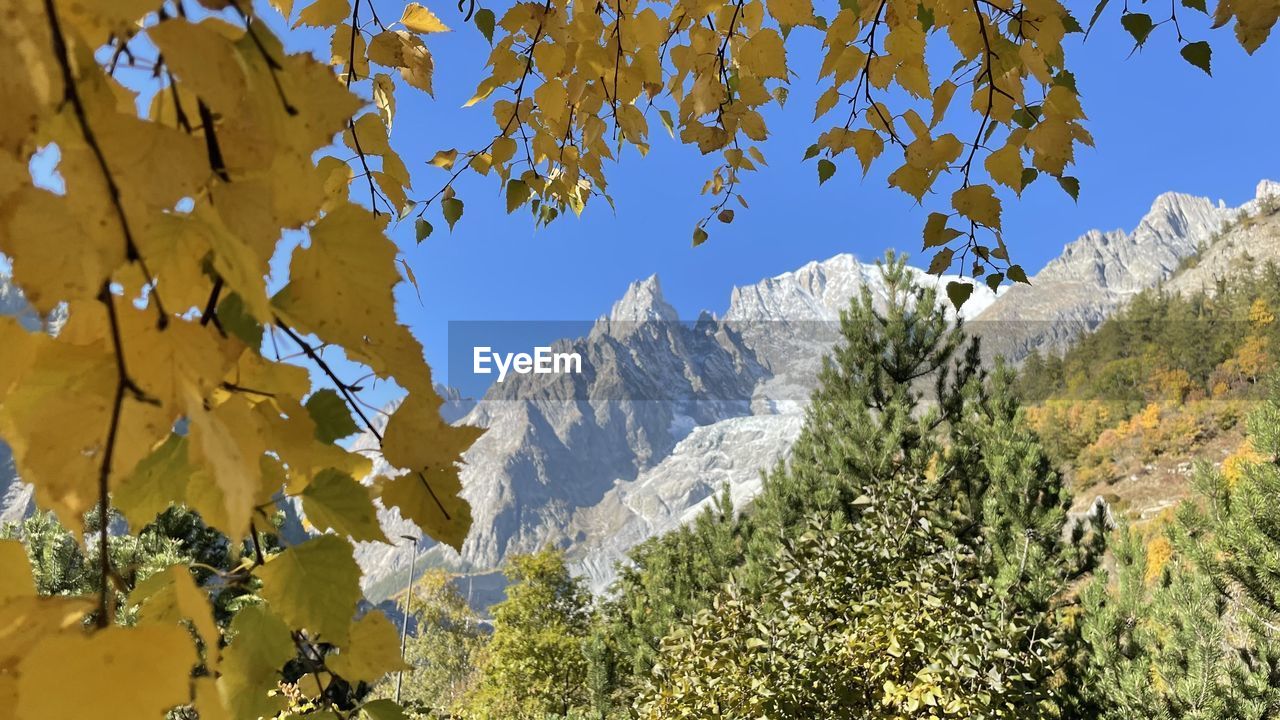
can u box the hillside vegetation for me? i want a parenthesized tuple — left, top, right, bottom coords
(1020, 255, 1280, 521)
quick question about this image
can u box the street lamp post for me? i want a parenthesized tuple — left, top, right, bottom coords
(394, 534, 419, 704)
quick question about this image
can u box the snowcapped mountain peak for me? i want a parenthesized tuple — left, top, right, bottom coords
(724, 252, 1000, 324)
(725, 253, 884, 323)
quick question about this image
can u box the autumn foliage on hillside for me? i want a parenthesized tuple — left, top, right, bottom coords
(1021, 264, 1280, 491)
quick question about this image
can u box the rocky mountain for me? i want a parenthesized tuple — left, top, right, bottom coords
(1166, 180, 1280, 297)
(352, 261, 1005, 598)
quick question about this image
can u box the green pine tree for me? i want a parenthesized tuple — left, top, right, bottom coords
(633, 253, 1100, 719)
(741, 253, 982, 588)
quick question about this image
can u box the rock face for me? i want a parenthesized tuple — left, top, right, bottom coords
(970, 185, 1275, 359)
(1165, 181, 1280, 298)
(982, 194, 1217, 355)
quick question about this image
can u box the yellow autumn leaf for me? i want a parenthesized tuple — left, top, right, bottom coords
(0, 596, 93, 671)
(0, 542, 34, 604)
(739, 29, 788, 80)
(951, 184, 1002, 228)
(296, 0, 350, 28)
(255, 535, 363, 645)
(380, 470, 473, 553)
(273, 207, 423, 378)
(373, 73, 396, 128)
(930, 80, 957, 128)
(400, 3, 450, 34)
(332, 23, 371, 81)
(0, 329, 170, 535)
(16, 625, 196, 719)
(129, 566, 219, 668)
(328, 611, 410, 684)
(888, 163, 931, 201)
(431, 148, 459, 169)
(985, 138, 1024, 192)
(814, 86, 840, 121)
(850, 129, 884, 175)
(187, 392, 269, 540)
(0, 187, 125, 313)
(380, 392, 482, 550)
(767, 0, 815, 26)
(301, 468, 389, 543)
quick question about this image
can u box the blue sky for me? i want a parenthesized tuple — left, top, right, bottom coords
(281, 4, 1279, 387)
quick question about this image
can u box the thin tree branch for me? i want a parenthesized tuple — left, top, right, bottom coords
(94, 283, 159, 628)
(44, 0, 169, 329)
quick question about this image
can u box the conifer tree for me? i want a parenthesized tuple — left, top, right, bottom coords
(742, 253, 982, 588)
(635, 253, 1098, 718)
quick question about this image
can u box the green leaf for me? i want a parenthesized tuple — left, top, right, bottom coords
(217, 292, 263, 348)
(717, 209, 735, 224)
(1061, 11, 1083, 33)
(220, 604, 295, 720)
(329, 612, 409, 683)
(113, 434, 192, 530)
(441, 197, 464, 231)
(474, 8, 496, 43)
(985, 272, 1005, 291)
(1020, 167, 1039, 188)
(306, 389, 359, 443)
(414, 218, 433, 242)
(301, 469, 388, 543)
(1181, 0, 1207, 12)
(255, 535, 362, 645)
(802, 143, 820, 160)
(916, 2, 934, 32)
(505, 179, 531, 213)
(946, 280, 973, 309)
(1057, 175, 1080, 201)
(693, 226, 709, 247)
(1008, 264, 1030, 284)
(1121, 12, 1154, 45)
(1180, 40, 1212, 75)
(817, 159, 836, 185)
